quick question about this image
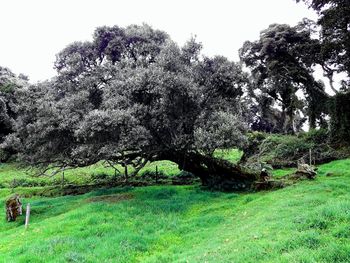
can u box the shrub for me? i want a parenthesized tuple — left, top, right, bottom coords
(9, 178, 47, 187)
(141, 170, 167, 180)
(176, 170, 195, 178)
(0, 149, 10, 162)
(241, 131, 344, 168)
(90, 173, 113, 184)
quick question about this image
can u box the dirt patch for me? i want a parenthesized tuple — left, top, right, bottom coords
(86, 193, 134, 203)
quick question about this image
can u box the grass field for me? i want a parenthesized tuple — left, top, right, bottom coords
(0, 160, 179, 188)
(1, 157, 350, 262)
(0, 149, 242, 189)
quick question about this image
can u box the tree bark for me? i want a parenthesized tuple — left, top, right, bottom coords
(281, 105, 287, 133)
(157, 151, 258, 191)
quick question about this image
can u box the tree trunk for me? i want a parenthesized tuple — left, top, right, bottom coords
(123, 163, 128, 182)
(158, 151, 258, 191)
(281, 106, 287, 133)
(309, 112, 316, 130)
(286, 105, 295, 134)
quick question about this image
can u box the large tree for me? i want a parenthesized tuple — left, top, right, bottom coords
(2, 25, 257, 190)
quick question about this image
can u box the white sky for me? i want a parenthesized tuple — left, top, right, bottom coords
(0, 0, 317, 83)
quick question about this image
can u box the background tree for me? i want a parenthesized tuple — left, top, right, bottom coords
(240, 21, 329, 132)
(297, 0, 350, 88)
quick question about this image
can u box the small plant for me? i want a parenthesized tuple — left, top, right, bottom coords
(176, 170, 195, 178)
(10, 178, 47, 188)
(302, 128, 329, 144)
(141, 170, 167, 180)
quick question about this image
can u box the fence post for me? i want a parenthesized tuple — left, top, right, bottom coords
(25, 203, 30, 229)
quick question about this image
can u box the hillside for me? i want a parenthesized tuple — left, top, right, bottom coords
(1, 159, 350, 262)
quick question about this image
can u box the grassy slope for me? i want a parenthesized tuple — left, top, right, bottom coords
(1, 159, 350, 262)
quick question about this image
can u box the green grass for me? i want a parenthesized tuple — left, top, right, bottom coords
(214, 149, 243, 163)
(139, 160, 180, 176)
(0, 162, 110, 187)
(0, 161, 180, 188)
(272, 167, 296, 178)
(1, 159, 350, 262)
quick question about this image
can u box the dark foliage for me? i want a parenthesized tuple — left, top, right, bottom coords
(330, 92, 350, 144)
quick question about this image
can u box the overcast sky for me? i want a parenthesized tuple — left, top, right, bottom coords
(1, 0, 317, 83)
